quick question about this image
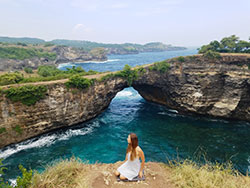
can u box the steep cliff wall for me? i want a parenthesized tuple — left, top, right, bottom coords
(0, 54, 249, 149)
(133, 54, 250, 121)
(0, 78, 127, 148)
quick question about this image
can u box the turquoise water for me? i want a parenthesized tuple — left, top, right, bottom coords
(1, 49, 250, 183)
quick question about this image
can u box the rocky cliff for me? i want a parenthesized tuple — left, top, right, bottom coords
(0, 54, 249, 148)
(133, 54, 250, 121)
(0, 45, 107, 71)
(0, 78, 127, 148)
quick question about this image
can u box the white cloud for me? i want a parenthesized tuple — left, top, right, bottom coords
(72, 24, 92, 33)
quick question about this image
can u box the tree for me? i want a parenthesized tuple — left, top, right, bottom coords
(220, 35, 239, 52)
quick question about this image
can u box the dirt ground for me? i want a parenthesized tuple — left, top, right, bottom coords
(84, 161, 175, 188)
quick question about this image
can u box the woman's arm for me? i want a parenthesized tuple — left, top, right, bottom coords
(138, 149, 145, 177)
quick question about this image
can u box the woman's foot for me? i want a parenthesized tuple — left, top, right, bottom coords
(120, 175, 127, 180)
(114, 170, 120, 177)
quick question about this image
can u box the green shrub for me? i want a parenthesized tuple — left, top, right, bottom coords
(0, 127, 6, 134)
(38, 65, 62, 77)
(12, 125, 22, 135)
(99, 66, 145, 85)
(86, 69, 98, 75)
(16, 42, 28, 47)
(65, 75, 93, 89)
(24, 67, 33, 74)
(4, 85, 48, 106)
(149, 60, 170, 73)
(0, 159, 33, 188)
(0, 159, 12, 188)
(136, 67, 146, 76)
(0, 72, 24, 86)
(99, 73, 115, 82)
(115, 64, 138, 86)
(16, 165, 33, 188)
(66, 66, 86, 74)
(203, 50, 222, 59)
(44, 43, 54, 47)
(177, 56, 185, 62)
(0, 47, 57, 60)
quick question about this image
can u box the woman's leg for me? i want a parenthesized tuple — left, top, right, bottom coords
(119, 175, 127, 180)
(114, 170, 120, 177)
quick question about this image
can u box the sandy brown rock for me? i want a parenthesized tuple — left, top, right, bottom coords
(90, 161, 175, 188)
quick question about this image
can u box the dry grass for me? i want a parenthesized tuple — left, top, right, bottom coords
(165, 159, 250, 188)
(28, 156, 250, 188)
(30, 157, 90, 188)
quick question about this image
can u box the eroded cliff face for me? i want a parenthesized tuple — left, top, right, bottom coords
(0, 78, 127, 148)
(133, 54, 250, 121)
(0, 54, 249, 149)
(0, 46, 107, 71)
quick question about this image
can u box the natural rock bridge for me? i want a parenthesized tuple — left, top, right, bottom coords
(0, 54, 250, 148)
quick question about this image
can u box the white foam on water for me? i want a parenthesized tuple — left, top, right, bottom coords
(116, 90, 133, 97)
(57, 127, 93, 141)
(84, 59, 120, 63)
(0, 134, 58, 159)
(57, 62, 75, 69)
(57, 59, 120, 68)
(158, 108, 178, 115)
(168, 109, 178, 113)
(0, 122, 100, 159)
(9, 179, 17, 187)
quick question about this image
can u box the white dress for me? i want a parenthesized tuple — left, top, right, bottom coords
(117, 151, 141, 180)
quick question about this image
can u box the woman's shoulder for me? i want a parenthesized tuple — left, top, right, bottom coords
(136, 146, 143, 152)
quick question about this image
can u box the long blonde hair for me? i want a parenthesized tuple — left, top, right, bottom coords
(126, 133, 138, 161)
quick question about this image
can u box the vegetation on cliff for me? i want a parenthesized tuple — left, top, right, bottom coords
(149, 60, 170, 73)
(65, 75, 94, 89)
(99, 60, 171, 86)
(198, 35, 250, 54)
(4, 85, 48, 106)
(99, 64, 144, 86)
(0, 47, 57, 60)
(0, 72, 24, 86)
(0, 66, 98, 86)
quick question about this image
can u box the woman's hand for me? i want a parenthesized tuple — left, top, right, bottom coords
(138, 170, 143, 178)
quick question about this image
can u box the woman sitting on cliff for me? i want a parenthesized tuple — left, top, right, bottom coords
(115, 133, 145, 181)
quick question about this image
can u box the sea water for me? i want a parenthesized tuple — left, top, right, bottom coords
(1, 48, 250, 183)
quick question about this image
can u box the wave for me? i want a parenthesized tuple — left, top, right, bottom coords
(57, 59, 120, 68)
(57, 62, 75, 69)
(83, 59, 120, 64)
(168, 109, 178, 114)
(0, 122, 100, 159)
(0, 134, 58, 159)
(116, 90, 133, 97)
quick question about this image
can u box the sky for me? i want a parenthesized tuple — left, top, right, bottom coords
(0, 0, 250, 46)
